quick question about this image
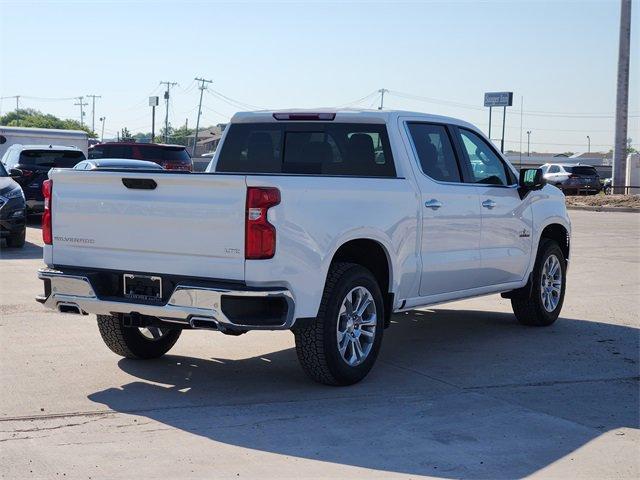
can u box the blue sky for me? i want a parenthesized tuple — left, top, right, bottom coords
(0, 0, 638, 153)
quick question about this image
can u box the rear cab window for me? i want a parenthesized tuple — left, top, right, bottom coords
(19, 149, 86, 168)
(215, 123, 396, 177)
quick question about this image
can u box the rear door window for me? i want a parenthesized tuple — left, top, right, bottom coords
(18, 150, 86, 168)
(407, 123, 461, 183)
(216, 123, 395, 177)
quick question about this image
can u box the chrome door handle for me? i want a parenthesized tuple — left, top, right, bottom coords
(425, 199, 443, 210)
(482, 199, 496, 209)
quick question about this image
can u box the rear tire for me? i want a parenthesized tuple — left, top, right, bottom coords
(96, 314, 181, 359)
(5, 228, 25, 248)
(293, 262, 385, 386)
(511, 239, 566, 326)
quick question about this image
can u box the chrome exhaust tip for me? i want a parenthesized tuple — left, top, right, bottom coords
(57, 302, 82, 315)
(189, 317, 219, 330)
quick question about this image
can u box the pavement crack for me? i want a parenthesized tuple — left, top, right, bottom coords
(464, 375, 640, 390)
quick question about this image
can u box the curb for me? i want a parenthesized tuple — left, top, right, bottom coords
(566, 205, 640, 213)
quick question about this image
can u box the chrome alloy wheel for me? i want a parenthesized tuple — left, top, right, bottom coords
(138, 327, 171, 341)
(540, 254, 562, 312)
(336, 286, 377, 366)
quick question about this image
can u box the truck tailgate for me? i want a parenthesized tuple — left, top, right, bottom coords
(49, 170, 246, 280)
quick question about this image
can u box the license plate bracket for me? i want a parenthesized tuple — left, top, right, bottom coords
(123, 274, 162, 301)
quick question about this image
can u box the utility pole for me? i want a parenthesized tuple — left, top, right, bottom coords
(526, 131, 532, 157)
(160, 81, 178, 143)
(587, 135, 591, 154)
(193, 77, 213, 156)
(99, 117, 106, 142)
(74, 96, 88, 126)
(613, 0, 632, 193)
(86, 94, 101, 133)
(15, 95, 20, 111)
(378, 88, 388, 110)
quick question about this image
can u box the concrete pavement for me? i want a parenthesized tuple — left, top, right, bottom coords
(1, 211, 638, 479)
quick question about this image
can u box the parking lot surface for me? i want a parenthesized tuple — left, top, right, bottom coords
(1, 210, 638, 479)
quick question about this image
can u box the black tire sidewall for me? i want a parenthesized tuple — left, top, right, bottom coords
(5, 228, 26, 248)
(122, 325, 181, 359)
(321, 266, 384, 384)
(531, 241, 566, 323)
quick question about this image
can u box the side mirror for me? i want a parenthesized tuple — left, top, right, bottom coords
(518, 168, 546, 199)
(9, 168, 23, 179)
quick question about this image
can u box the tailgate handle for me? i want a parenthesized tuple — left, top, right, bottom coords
(122, 178, 157, 190)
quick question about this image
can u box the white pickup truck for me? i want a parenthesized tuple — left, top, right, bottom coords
(37, 110, 571, 385)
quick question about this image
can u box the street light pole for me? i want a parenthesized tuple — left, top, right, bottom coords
(526, 130, 532, 157)
(587, 135, 591, 154)
(99, 117, 105, 142)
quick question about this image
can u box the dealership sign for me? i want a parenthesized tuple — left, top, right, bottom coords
(484, 92, 513, 107)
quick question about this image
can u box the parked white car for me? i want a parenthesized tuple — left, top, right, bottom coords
(37, 109, 571, 385)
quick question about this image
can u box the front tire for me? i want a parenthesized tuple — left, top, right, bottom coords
(511, 239, 566, 326)
(293, 263, 384, 386)
(96, 314, 181, 359)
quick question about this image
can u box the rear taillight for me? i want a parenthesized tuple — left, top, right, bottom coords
(245, 187, 280, 259)
(42, 179, 53, 245)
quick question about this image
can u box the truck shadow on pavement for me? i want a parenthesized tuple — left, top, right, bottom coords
(0, 240, 42, 259)
(88, 309, 639, 478)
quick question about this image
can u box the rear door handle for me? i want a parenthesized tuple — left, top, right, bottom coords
(425, 199, 443, 210)
(482, 199, 496, 209)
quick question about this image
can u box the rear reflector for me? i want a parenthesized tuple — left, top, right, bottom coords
(245, 187, 280, 259)
(42, 179, 52, 245)
(273, 112, 336, 121)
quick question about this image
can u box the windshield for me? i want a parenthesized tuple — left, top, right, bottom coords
(0, 162, 7, 177)
(19, 150, 86, 168)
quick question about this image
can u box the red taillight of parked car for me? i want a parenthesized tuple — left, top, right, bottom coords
(245, 187, 280, 259)
(163, 162, 193, 172)
(42, 179, 53, 245)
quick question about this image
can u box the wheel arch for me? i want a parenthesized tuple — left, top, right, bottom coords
(328, 237, 395, 327)
(539, 222, 570, 261)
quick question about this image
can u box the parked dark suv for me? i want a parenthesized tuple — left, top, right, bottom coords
(1, 144, 86, 213)
(541, 163, 601, 195)
(0, 162, 27, 248)
(88, 143, 192, 171)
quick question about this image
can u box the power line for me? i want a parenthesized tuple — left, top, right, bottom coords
(206, 88, 263, 110)
(334, 90, 379, 108)
(388, 89, 639, 119)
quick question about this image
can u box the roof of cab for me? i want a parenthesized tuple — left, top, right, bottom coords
(230, 108, 478, 130)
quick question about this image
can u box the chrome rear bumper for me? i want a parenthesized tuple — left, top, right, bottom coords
(36, 268, 295, 330)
